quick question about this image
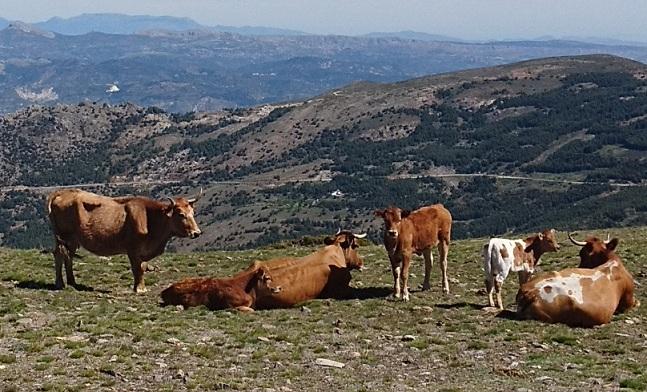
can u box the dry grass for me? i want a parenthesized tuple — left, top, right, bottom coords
(1, 227, 645, 391)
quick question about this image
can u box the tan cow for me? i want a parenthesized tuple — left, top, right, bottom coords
(374, 204, 452, 301)
(47, 188, 202, 292)
(516, 235, 639, 327)
(253, 230, 365, 309)
(160, 265, 281, 312)
(482, 229, 560, 309)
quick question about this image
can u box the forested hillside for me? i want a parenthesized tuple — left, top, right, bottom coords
(1, 54, 646, 249)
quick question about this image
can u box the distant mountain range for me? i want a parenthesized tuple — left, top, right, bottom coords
(2, 13, 308, 36)
(2, 17, 647, 114)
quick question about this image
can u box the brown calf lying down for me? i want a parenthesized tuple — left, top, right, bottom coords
(516, 235, 639, 327)
(160, 266, 279, 312)
(251, 230, 365, 309)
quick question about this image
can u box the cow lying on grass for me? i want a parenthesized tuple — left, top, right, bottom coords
(250, 230, 366, 309)
(160, 265, 281, 312)
(374, 204, 452, 301)
(516, 234, 639, 327)
(47, 188, 202, 292)
(482, 229, 560, 309)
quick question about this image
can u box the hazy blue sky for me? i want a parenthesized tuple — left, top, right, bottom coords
(2, 0, 647, 41)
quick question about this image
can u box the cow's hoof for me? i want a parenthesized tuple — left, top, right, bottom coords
(421, 284, 431, 291)
(134, 286, 148, 293)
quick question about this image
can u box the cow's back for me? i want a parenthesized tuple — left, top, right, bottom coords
(406, 204, 452, 249)
(255, 263, 331, 309)
(48, 189, 129, 253)
(517, 268, 621, 327)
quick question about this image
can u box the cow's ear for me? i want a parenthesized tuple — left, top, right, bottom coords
(607, 238, 619, 252)
(164, 204, 174, 217)
(374, 209, 384, 218)
(256, 267, 269, 280)
(537, 233, 544, 240)
(323, 236, 336, 245)
(401, 210, 411, 218)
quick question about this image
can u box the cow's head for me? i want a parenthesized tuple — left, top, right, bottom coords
(165, 189, 202, 239)
(526, 228, 560, 253)
(568, 233, 619, 268)
(374, 207, 410, 239)
(251, 266, 282, 294)
(324, 230, 366, 270)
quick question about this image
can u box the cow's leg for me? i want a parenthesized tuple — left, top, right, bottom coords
(494, 280, 503, 310)
(401, 252, 412, 301)
(391, 261, 402, 299)
(129, 256, 147, 293)
(64, 244, 79, 287)
(53, 242, 71, 289)
(421, 248, 433, 291)
(438, 240, 450, 294)
(485, 277, 495, 307)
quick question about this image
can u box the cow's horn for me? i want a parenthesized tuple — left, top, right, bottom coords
(353, 233, 367, 239)
(166, 197, 176, 207)
(604, 233, 611, 244)
(335, 228, 341, 235)
(187, 187, 203, 204)
(568, 232, 586, 246)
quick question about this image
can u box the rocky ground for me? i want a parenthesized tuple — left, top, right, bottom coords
(0, 227, 646, 391)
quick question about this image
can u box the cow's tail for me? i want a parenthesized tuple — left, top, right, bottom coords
(481, 241, 494, 277)
(46, 190, 64, 216)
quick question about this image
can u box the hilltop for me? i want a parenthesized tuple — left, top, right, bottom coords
(1, 54, 646, 249)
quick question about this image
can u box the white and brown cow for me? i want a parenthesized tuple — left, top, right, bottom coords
(482, 229, 560, 309)
(516, 234, 639, 327)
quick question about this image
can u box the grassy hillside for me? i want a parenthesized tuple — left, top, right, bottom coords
(0, 227, 645, 390)
(1, 54, 647, 250)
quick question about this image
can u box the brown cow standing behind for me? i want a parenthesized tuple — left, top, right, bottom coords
(516, 234, 639, 327)
(253, 230, 365, 309)
(160, 265, 280, 312)
(47, 188, 202, 292)
(374, 204, 452, 301)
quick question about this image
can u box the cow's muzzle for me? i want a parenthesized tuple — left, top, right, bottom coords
(270, 285, 282, 294)
(387, 230, 398, 237)
(189, 230, 202, 239)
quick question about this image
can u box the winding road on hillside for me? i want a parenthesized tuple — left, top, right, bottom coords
(1, 173, 644, 194)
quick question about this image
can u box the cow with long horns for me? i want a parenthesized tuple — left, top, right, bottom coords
(516, 233, 639, 327)
(47, 188, 202, 292)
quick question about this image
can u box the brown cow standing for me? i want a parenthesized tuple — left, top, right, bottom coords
(47, 188, 202, 292)
(253, 230, 365, 309)
(160, 265, 280, 312)
(516, 234, 639, 327)
(374, 204, 452, 301)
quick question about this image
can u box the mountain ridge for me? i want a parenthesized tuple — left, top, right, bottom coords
(1, 54, 646, 250)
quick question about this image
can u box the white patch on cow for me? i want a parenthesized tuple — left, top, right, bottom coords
(483, 238, 531, 284)
(535, 271, 605, 304)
